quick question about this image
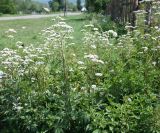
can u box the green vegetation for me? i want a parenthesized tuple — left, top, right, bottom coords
(77, 0, 82, 11)
(85, 0, 110, 13)
(0, 15, 88, 50)
(0, 17, 52, 49)
(0, 0, 160, 132)
(0, 0, 48, 14)
(0, 0, 16, 14)
(0, 12, 160, 132)
(49, 0, 64, 11)
(86, 14, 127, 35)
(48, 0, 78, 12)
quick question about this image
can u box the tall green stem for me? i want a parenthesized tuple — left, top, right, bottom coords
(60, 38, 71, 126)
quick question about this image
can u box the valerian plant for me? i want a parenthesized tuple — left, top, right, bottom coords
(0, 5, 160, 132)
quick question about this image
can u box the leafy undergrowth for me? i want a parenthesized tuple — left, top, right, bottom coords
(0, 13, 160, 133)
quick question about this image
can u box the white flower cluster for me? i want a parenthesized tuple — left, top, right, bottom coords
(95, 73, 103, 77)
(42, 16, 74, 47)
(0, 70, 5, 79)
(5, 28, 17, 39)
(0, 43, 53, 80)
(108, 30, 118, 37)
(13, 102, 23, 112)
(83, 24, 117, 50)
(0, 17, 75, 85)
(5, 28, 17, 34)
(84, 54, 104, 64)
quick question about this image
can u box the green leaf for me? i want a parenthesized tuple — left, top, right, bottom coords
(55, 128, 64, 133)
(93, 129, 101, 133)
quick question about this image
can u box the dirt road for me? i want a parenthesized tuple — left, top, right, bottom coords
(0, 12, 81, 21)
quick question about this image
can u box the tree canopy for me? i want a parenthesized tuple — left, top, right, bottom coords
(49, 0, 77, 12)
(0, 0, 47, 14)
(85, 0, 111, 13)
(0, 0, 16, 14)
(77, 0, 82, 11)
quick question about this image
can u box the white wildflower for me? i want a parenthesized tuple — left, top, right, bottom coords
(18, 69, 24, 76)
(72, 53, 76, 57)
(110, 69, 114, 73)
(151, 48, 157, 51)
(69, 68, 74, 72)
(13, 103, 23, 112)
(81, 87, 86, 90)
(84, 54, 98, 59)
(16, 41, 23, 45)
(91, 85, 98, 91)
(22, 26, 26, 29)
(95, 73, 103, 77)
(84, 54, 104, 64)
(91, 45, 96, 49)
(152, 62, 156, 66)
(142, 47, 148, 52)
(6, 28, 17, 33)
(97, 60, 104, 64)
(77, 61, 84, 65)
(2, 61, 12, 65)
(16, 106, 23, 111)
(35, 61, 44, 65)
(155, 26, 158, 29)
(138, 52, 144, 54)
(31, 77, 36, 82)
(8, 35, 14, 39)
(0, 71, 4, 79)
(128, 98, 132, 102)
(108, 30, 118, 37)
(84, 24, 94, 28)
(78, 66, 87, 70)
(93, 28, 98, 31)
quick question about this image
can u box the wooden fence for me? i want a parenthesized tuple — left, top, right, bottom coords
(106, 0, 155, 27)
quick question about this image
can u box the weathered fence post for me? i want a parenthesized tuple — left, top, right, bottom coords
(145, 1, 152, 26)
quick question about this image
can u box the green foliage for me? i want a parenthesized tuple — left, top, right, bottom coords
(16, 0, 47, 14)
(0, 0, 16, 14)
(77, 0, 82, 11)
(51, 1, 60, 11)
(0, 0, 47, 14)
(0, 13, 159, 133)
(49, 0, 64, 11)
(85, 0, 111, 13)
(88, 93, 157, 132)
(49, 0, 77, 12)
(68, 3, 77, 12)
(153, 105, 160, 132)
(89, 14, 127, 35)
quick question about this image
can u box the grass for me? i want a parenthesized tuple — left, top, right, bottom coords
(0, 14, 88, 50)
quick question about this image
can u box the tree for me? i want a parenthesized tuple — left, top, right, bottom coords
(85, 0, 110, 13)
(29, 4, 37, 12)
(49, 0, 64, 11)
(85, 0, 95, 12)
(0, 0, 16, 14)
(52, 1, 60, 11)
(68, 2, 77, 11)
(64, 0, 67, 16)
(77, 0, 82, 11)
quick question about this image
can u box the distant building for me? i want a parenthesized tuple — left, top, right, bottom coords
(42, 7, 50, 13)
(81, 7, 87, 12)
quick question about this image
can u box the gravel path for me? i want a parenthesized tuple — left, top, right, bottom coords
(0, 12, 81, 21)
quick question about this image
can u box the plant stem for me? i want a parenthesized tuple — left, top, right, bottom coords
(60, 38, 71, 126)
